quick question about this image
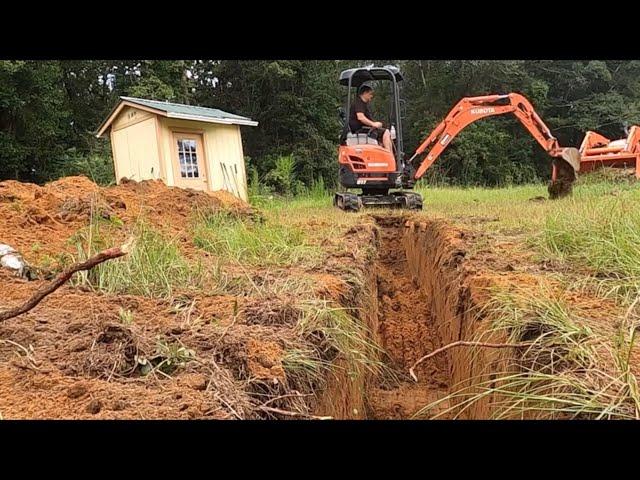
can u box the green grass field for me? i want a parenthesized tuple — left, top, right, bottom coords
(257, 172, 640, 296)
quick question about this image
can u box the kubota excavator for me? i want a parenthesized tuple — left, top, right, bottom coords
(334, 65, 581, 211)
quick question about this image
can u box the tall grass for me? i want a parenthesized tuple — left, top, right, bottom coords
(193, 211, 321, 267)
(537, 191, 640, 302)
(419, 285, 640, 420)
(72, 218, 206, 298)
(293, 300, 387, 383)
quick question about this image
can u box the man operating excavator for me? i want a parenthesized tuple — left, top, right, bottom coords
(349, 84, 393, 153)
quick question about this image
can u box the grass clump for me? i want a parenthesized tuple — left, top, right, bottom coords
(193, 211, 321, 267)
(72, 218, 205, 298)
(537, 191, 640, 302)
(419, 285, 640, 420)
(294, 300, 386, 382)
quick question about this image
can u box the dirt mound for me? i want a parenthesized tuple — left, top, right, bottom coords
(0, 176, 254, 264)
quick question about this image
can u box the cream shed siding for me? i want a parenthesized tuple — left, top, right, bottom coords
(110, 110, 161, 182)
(157, 117, 248, 201)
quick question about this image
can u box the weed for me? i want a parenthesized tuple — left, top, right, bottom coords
(118, 308, 134, 326)
(193, 211, 321, 268)
(418, 284, 640, 420)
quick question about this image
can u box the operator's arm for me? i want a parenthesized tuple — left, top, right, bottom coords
(356, 112, 382, 128)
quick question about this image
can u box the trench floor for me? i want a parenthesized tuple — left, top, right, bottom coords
(366, 217, 451, 419)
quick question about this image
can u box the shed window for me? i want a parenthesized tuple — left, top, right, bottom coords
(177, 139, 200, 178)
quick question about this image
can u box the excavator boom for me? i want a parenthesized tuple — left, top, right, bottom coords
(407, 93, 580, 191)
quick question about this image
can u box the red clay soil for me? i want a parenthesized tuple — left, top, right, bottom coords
(0, 177, 376, 419)
(0, 175, 254, 265)
(366, 216, 450, 419)
(0, 267, 252, 419)
(0, 263, 332, 419)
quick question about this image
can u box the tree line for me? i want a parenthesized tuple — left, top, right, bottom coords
(1, 60, 639, 189)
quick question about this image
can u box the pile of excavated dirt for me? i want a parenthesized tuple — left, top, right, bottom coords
(0, 176, 255, 264)
(0, 270, 323, 419)
(0, 180, 379, 419)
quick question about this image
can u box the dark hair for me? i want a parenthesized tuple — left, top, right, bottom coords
(358, 84, 374, 95)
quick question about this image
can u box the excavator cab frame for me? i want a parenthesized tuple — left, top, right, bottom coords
(339, 64, 405, 163)
(335, 65, 423, 211)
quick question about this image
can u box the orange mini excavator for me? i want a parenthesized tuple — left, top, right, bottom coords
(334, 65, 580, 211)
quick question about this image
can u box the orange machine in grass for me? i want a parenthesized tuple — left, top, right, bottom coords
(335, 65, 580, 211)
(579, 126, 640, 177)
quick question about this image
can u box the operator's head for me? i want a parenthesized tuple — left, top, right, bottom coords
(358, 84, 374, 103)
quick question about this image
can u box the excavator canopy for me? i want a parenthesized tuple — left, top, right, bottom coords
(339, 65, 404, 87)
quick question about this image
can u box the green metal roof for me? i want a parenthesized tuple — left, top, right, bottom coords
(120, 97, 256, 123)
(120, 96, 257, 125)
(96, 96, 258, 137)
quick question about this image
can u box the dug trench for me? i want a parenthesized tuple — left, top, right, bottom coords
(321, 214, 509, 419)
(365, 215, 451, 419)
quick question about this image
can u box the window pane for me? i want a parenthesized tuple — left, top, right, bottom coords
(179, 153, 187, 177)
(176, 137, 201, 179)
(191, 145, 199, 178)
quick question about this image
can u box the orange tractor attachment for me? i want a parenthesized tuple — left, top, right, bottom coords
(578, 126, 640, 177)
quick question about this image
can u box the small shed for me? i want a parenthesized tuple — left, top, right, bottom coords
(96, 97, 258, 201)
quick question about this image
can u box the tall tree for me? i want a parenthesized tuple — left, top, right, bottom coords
(0, 61, 72, 181)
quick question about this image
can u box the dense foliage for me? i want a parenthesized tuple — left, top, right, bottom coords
(2, 60, 639, 188)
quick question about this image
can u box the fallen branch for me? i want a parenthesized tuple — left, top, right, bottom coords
(261, 392, 312, 408)
(0, 239, 132, 322)
(409, 340, 533, 382)
(258, 405, 333, 420)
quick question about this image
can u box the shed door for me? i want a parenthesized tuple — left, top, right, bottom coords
(171, 132, 208, 191)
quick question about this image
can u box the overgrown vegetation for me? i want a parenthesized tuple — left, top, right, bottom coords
(71, 217, 207, 298)
(56, 151, 116, 186)
(281, 300, 389, 404)
(538, 191, 640, 302)
(192, 210, 321, 268)
(420, 285, 640, 419)
(248, 154, 330, 199)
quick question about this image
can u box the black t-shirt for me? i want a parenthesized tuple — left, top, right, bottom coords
(349, 95, 372, 132)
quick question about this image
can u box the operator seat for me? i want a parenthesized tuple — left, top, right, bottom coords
(345, 132, 379, 146)
(338, 108, 380, 146)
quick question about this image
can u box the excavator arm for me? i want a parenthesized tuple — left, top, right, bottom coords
(406, 93, 580, 189)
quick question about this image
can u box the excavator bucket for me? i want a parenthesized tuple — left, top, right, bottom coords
(559, 147, 581, 174)
(548, 147, 580, 199)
